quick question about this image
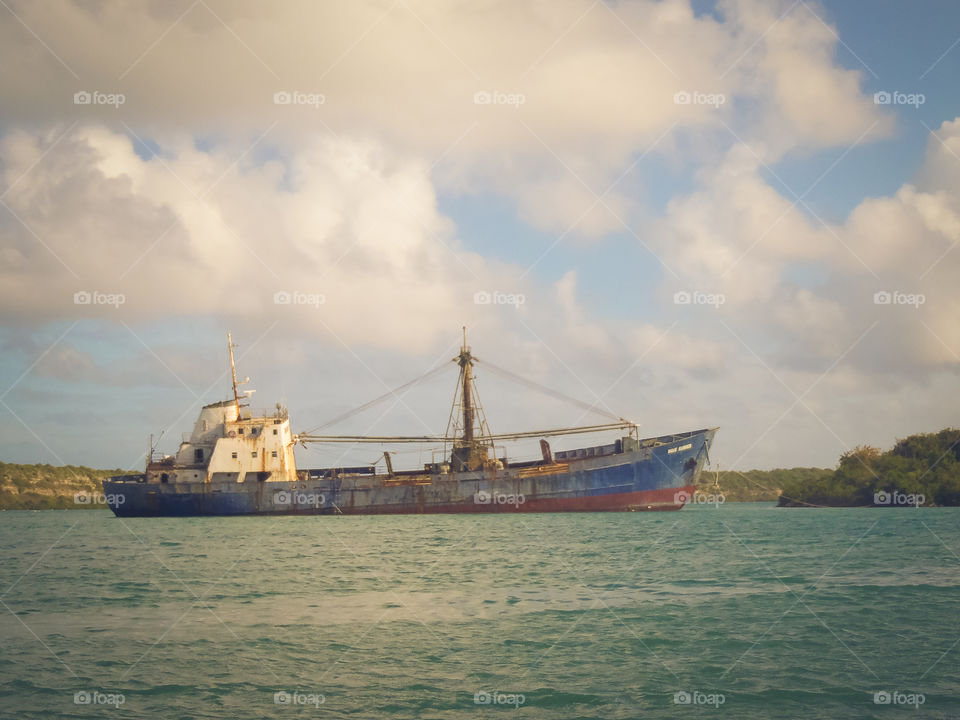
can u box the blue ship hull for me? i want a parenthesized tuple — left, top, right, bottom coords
(103, 428, 716, 516)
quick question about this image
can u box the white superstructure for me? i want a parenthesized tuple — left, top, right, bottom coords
(144, 334, 300, 485)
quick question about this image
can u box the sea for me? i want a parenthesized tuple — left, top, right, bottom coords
(0, 504, 958, 719)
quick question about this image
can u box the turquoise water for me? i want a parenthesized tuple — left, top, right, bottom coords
(0, 505, 958, 719)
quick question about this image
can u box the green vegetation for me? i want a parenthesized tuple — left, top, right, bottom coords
(777, 428, 960, 507)
(0, 462, 134, 510)
(697, 468, 832, 502)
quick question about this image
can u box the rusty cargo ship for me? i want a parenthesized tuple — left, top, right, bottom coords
(103, 332, 717, 516)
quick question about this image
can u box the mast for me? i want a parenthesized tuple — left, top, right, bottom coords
(447, 326, 491, 470)
(228, 332, 242, 415)
(459, 326, 473, 444)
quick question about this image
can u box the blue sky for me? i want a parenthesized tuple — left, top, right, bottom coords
(2, 0, 960, 471)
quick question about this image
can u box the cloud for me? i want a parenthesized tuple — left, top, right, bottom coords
(721, 0, 891, 155)
(0, 0, 889, 237)
(0, 125, 482, 350)
(655, 116, 960, 377)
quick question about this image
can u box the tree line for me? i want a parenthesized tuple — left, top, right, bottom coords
(777, 428, 960, 507)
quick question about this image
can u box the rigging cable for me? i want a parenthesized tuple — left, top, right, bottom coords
(473, 356, 625, 423)
(301, 362, 450, 435)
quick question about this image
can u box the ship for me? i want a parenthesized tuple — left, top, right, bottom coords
(103, 332, 717, 516)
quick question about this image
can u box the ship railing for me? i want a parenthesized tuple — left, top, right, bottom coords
(240, 407, 289, 421)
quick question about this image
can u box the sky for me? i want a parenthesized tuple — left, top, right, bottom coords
(1, 0, 960, 472)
